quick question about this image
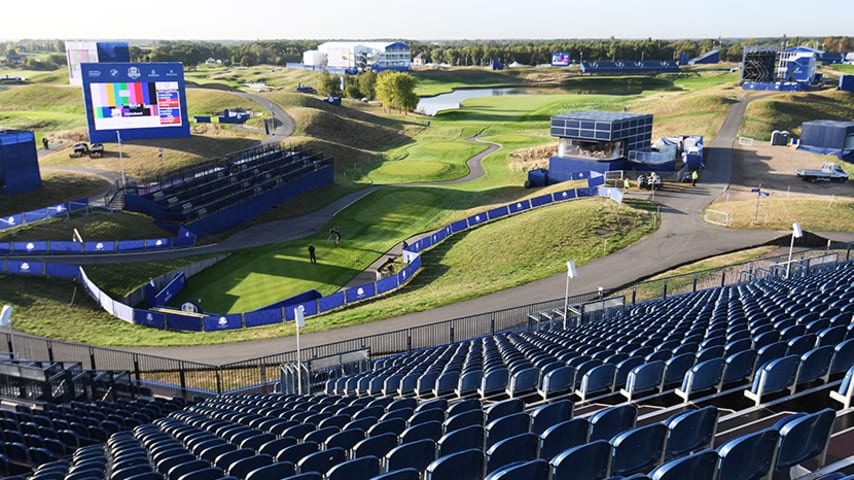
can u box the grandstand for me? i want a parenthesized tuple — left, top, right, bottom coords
(122, 145, 333, 237)
(580, 60, 680, 75)
(2, 252, 854, 479)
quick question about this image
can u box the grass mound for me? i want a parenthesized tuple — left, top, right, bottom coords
(740, 90, 854, 140)
(0, 171, 110, 217)
(0, 84, 83, 113)
(289, 107, 411, 152)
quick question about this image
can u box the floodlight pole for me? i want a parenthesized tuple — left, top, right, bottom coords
(294, 305, 305, 395)
(117, 131, 127, 188)
(786, 222, 803, 279)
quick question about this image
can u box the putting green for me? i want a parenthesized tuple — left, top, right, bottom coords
(372, 160, 452, 179)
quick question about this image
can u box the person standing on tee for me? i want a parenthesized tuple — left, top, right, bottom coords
(308, 244, 317, 264)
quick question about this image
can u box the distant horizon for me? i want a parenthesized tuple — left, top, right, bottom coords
(5, 0, 852, 43)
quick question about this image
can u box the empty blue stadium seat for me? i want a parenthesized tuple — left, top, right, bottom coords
(610, 423, 667, 477)
(485, 412, 531, 449)
(621, 361, 665, 401)
(385, 439, 436, 472)
(371, 468, 420, 480)
(325, 428, 366, 452)
(444, 409, 483, 433)
(589, 404, 637, 442)
(577, 364, 617, 401)
(425, 448, 484, 480)
(400, 420, 442, 444)
(297, 447, 346, 475)
(675, 358, 725, 402)
(716, 429, 779, 480)
(550, 440, 611, 480)
(529, 399, 573, 435)
(773, 408, 835, 474)
(277, 442, 319, 464)
(744, 355, 800, 406)
(663, 406, 718, 460)
(485, 432, 539, 474)
(797, 346, 835, 385)
(831, 339, 854, 375)
(325, 456, 379, 480)
(649, 449, 717, 480)
(540, 418, 589, 460)
(245, 461, 296, 480)
(723, 349, 757, 385)
(353, 432, 398, 459)
(507, 368, 539, 398)
(438, 425, 483, 457)
(479, 368, 510, 397)
(484, 459, 549, 480)
(485, 399, 524, 424)
(539, 366, 575, 399)
(830, 365, 854, 409)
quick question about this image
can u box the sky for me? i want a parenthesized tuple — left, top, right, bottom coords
(4, 0, 853, 41)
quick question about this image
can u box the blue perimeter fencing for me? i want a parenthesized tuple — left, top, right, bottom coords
(3, 176, 618, 332)
(0, 198, 89, 231)
(0, 226, 197, 256)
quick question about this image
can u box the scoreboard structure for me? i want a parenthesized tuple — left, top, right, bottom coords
(80, 62, 190, 143)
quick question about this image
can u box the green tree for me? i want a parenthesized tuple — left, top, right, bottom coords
(358, 70, 377, 100)
(375, 71, 418, 113)
(316, 70, 342, 97)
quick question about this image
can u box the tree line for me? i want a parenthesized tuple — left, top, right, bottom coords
(2, 37, 852, 70)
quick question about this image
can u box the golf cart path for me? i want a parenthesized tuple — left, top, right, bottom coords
(123, 93, 845, 364)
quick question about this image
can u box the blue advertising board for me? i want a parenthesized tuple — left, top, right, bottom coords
(81, 62, 191, 143)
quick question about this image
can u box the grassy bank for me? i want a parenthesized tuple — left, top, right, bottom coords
(706, 197, 854, 231)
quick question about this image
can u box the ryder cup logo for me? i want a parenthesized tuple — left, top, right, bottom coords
(26, 242, 34, 251)
(217, 317, 228, 328)
(20, 262, 30, 272)
(109, 69, 119, 77)
(356, 287, 365, 298)
(145, 313, 154, 324)
(127, 66, 141, 80)
(95, 242, 104, 251)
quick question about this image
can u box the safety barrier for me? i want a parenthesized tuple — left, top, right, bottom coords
(0, 198, 89, 231)
(0, 226, 197, 256)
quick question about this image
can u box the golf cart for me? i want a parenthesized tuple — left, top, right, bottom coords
(68, 142, 105, 158)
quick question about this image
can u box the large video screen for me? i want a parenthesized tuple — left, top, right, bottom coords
(81, 62, 190, 143)
(551, 52, 571, 66)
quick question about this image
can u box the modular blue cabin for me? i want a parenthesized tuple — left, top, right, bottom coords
(0, 130, 42, 195)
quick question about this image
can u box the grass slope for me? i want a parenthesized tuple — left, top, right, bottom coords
(706, 197, 854, 231)
(5, 197, 655, 346)
(740, 90, 854, 140)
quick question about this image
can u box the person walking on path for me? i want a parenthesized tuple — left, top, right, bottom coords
(308, 243, 317, 264)
(42, 137, 49, 150)
(623, 177, 631, 192)
(691, 170, 699, 187)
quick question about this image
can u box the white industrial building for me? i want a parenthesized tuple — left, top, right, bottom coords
(302, 41, 411, 71)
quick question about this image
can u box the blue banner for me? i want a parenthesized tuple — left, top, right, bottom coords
(488, 206, 509, 220)
(245, 309, 282, 327)
(346, 283, 376, 303)
(67, 198, 90, 212)
(155, 272, 187, 306)
(134, 309, 166, 329)
(0, 214, 23, 230)
(553, 189, 577, 202)
(51, 241, 82, 253)
(319, 292, 346, 313)
(165, 313, 203, 331)
(146, 238, 172, 250)
(508, 200, 532, 214)
(450, 219, 468, 233)
(14, 241, 48, 254)
(398, 265, 414, 285)
(576, 187, 594, 197)
(377, 275, 399, 294)
(117, 240, 146, 252)
(0, 243, 10, 254)
(411, 255, 422, 271)
(572, 171, 589, 181)
(284, 300, 318, 321)
(587, 171, 606, 187)
(172, 236, 195, 248)
(23, 210, 48, 223)
(204, 314, 243, 331)
(7, 260, 43, 275)
(45, 263, 80, 279)
(84, 241, 115, 253)
(467, 212, 487, 228)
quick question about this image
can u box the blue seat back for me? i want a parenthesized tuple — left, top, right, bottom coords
(325, 455, 379, 480)
(485, 432, 539, 475)
(540, 417, 588, 460)
(716, 429, 779, 480)
(400, 421, 442, 444)
(650, 449, 717, 480)
(797, 346, 835, 385)
(680, 358, 725, 397)
(550, 440, 611, 480)
(438, 425, 483, 457)
(579, 364, 617, 397)
(245, 461, 295, 480)
(481, 368, 510, 395)
(426, 448, 484, 480)
(352, 432, 397, 459)
(371, 468, 419, 480)
(530, 400, 573, 435)
(775, 408, 836, 470)
(484, 399, 524, 424)
(589, 404, 637, 442)
(663, 353, 696, 387)
(723, 349, 757, 385)
(625, 361, 665, 397)
(663, 406, 718, 460)
(610, 423, 667, 476)
(508, 368, 539, 396)
(750, 355, 799, 397)
(485, 412, 531, 449)
(484, 459, 549, 480)
(297, 447, 346, 475)
(541, 366, 575, 397)
(831, 338, 854, 375)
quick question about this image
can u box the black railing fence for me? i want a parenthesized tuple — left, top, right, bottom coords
(2, 244, 850, 399)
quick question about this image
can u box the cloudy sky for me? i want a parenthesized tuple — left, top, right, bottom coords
(5, 0, 852, 41)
